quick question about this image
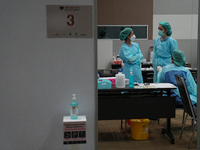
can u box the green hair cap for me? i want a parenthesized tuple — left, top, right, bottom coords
(119, 28, 132, 41)
(159, 21, 172, 36)
(172, 50, 186, 67)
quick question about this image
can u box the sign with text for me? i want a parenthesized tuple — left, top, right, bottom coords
(63, 116, 86, 144)
(46, 5, 92, 38)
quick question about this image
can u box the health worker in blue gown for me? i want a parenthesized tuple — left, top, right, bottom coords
(152, 21, 178, 83)
(119, 28, 143, 83)
(157, 50, 197, 106)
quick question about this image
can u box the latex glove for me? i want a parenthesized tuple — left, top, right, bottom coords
(157, 66, 163, 72)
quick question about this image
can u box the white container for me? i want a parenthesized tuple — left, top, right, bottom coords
(115, 72, 125, 88)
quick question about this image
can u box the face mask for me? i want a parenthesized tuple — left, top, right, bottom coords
(158, 30, 164, 36)
(130, 35, 136, 41)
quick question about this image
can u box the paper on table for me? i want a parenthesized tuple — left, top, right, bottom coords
(134, 84, 156, 89)
(150, 83, 176, 88)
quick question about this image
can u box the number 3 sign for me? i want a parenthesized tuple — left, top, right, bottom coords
(46, 5, 92, 38)
(67, 14, 74, 26)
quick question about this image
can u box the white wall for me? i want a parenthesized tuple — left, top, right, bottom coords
(153, 15, 198, 40)
(0, 1, 97, 150)
(98, 39, 113, 69)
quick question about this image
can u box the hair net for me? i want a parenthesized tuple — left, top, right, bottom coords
(99, 30, 106, 37)
(172, 50, 186, 67)
(119, 28, 132, 41)
(159, 21, 172, 36)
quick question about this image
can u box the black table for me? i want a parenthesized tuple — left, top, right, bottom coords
(98, 83, 176, 144)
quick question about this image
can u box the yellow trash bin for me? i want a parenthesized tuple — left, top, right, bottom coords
(130, 119, 150, 140)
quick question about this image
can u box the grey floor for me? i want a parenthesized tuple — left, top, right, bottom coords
(98, 109, 197, 150)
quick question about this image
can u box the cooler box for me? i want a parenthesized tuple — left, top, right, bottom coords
(99, 77, 116, 84)
(130, 119, 150, 140)
(98, 79, 112, 89)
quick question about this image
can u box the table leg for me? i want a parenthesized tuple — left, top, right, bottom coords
(125, 120, 127, 138)
(162, 118, 174, 144)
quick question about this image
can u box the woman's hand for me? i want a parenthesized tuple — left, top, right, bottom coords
(157, 66, 163, 72)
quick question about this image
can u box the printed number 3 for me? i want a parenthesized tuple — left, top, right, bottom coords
(67, 14, 74, 26)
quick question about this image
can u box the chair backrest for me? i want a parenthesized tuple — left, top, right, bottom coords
(174, 74, 196, 119)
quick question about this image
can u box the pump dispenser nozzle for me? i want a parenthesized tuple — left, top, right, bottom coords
(72, 94, 76, 101)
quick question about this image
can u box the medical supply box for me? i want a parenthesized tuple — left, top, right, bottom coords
(98, 79, 112, 89)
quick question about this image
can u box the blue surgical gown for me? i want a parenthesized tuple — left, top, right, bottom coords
(157, 64, 197, 105)
(119, 42, 143, 83)
(152, 37, 178, 82)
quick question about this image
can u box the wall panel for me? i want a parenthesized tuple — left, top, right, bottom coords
(169, 39, 198, 67)
(154, 0, 198, 14)
(98, 40, 113, 69)
(153, 15, 198, 40)
(97, 0, 113, 25)
(97, 0, 153, 40)
(0, 1, 97, 150)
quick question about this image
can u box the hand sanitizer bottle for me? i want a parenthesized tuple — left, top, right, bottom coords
(70, 94, 78, 119)
(129, 70, 134, 88)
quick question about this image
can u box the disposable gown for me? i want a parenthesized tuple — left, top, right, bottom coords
(157, 64, 197, 105)
(152, 37, 178, 82)
(119, 42, 143, 83)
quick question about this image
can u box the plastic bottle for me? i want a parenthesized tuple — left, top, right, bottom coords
(115, 72, 125, 88)
(70, 94, 78, 119)
(129, 70, 134, 88)
(113, 56, 116, 61)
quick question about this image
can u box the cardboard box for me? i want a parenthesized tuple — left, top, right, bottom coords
(63, 115, 86, 144)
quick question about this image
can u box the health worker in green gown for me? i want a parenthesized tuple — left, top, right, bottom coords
(119, 28, 143, 83)
(152, 21, 178, 82)
(157, 50, 197, 106)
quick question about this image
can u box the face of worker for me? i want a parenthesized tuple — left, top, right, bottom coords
(158, 25, 167, 35)
(127, 30, 134, 39)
